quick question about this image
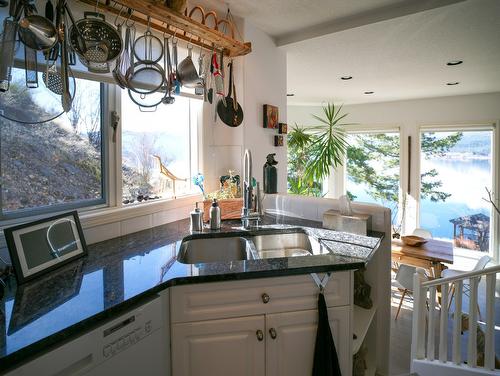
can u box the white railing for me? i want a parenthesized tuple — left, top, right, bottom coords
(411, 263, 500, 374)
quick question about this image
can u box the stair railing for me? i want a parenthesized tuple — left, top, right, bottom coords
(411, 263, 500, 372)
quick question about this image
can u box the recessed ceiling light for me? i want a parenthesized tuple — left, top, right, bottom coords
(286, 93, 295, 97)
(364, 91, 374, 94)
(446, 82, 460, 86)
(447, 60, 463, 66)
(341, 76, 353, 80)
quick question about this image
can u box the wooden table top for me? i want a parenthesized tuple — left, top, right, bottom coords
(392, 238, 454, 264)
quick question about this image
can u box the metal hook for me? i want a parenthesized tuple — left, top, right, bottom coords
(125, 8, 135, 27)
(114, 4, 126, 27)
(94, 0, 99, 13)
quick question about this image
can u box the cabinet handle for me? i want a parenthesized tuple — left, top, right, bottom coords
(269, 327, 277, 340)
(256, 330, 264, 341)
(261, 293, 270, 304)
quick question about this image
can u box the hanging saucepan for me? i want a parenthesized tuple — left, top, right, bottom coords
(69, 12, 123, 72)
(128, 18, 165, 94)
(177, 44, 202, 88)
(217, 60, 243, 127)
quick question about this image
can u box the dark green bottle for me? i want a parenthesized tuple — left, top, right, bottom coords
(263, 153, 278, 193)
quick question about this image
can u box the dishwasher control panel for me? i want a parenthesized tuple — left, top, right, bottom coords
(99, 297, 162, 361)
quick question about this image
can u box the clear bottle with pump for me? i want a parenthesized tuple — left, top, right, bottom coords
(209, 198, 221, 230)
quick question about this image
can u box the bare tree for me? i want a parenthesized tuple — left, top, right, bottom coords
(66, 84, 101, 148)
(136, 132, 157, 186)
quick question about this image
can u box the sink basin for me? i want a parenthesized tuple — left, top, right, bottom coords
(251, 232, 315, 259)
(177, 236, 253, 264)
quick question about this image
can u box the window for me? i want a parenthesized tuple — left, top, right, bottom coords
(121, 93, 201, 204)
(346, 132, 401, 226)
(419, 130, 493, 253)
(0, 68, 105, 219)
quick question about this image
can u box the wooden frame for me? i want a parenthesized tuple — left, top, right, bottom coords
(4, 211, 88, 284)
(76, 0, 252, 57)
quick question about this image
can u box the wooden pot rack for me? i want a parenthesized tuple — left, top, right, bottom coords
(76, 0, 252, 57)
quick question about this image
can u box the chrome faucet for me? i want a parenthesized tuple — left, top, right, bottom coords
(241, 149, 262, 228)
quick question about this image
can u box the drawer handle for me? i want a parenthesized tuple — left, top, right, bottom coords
(269, 327, 277, 340)
(256, 330, 264, 341)
(261, 293, 270, 304)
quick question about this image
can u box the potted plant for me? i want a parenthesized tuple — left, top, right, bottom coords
(288, 103, 352, 196)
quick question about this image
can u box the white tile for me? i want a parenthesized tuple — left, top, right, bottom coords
(152, 210, 176, 227)
(84, 222, 121, 244)
(121, 214, 152, 235)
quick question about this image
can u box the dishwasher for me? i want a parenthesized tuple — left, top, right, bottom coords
(7, 296, 168, 376)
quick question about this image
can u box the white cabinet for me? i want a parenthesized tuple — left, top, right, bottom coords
(170, 273, 352, 376)
(171, 315, 265, 376)
(266, 307, 350, 376)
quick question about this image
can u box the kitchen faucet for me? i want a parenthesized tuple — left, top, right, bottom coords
(241, 149, 262, 228)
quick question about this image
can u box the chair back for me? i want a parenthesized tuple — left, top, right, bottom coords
(473, 255, 492, 271)
(396, 264, 428, 291)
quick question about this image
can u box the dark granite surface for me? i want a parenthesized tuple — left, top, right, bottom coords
(0, 214, 382, 372)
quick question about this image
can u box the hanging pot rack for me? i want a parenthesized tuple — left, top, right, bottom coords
(76, 0, 252, 57)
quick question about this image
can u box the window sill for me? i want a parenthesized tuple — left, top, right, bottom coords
(80, 193, 203, 229)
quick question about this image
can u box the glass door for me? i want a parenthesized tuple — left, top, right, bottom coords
(419, 129, 493, 253)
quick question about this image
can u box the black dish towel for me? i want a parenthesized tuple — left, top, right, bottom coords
(312, 292, 342, 376)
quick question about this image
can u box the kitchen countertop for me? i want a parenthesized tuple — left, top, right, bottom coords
(0, 214, 383, 373)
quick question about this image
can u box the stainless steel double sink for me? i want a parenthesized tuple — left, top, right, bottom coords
(177, 230, 320, 264)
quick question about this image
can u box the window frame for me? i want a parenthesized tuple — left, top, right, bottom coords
(0, 80, 109, 221)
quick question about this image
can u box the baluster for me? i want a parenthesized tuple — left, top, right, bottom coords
(427, 286, 436, 360)
(411, 273, 426, 360)
(439, 283, 449, 362)
(453, 280, 463, 364)
(467, 277, 479, 368)
(484, 274, 495, 370)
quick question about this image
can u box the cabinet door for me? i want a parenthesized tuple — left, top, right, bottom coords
(171, 315, 265, 376)
(266, 306, 351, 376)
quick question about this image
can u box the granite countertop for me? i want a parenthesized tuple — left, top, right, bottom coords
(0, 214, 383, 372)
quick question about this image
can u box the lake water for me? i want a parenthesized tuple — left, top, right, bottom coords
(348, 158, 492, 243)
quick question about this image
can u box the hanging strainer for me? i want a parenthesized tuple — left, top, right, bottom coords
(69, 12, 122, 68)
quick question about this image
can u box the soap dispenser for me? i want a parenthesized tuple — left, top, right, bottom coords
(190, 202, 203, 232)
(209, 198, 221, 230)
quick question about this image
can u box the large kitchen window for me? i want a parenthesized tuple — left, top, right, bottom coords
(121, 93, 201, 204)
(346, 131, 401, 226)
(0, 68, 105, 220)
(419, 129, 494, 253)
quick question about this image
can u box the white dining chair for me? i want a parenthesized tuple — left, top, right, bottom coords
(443, 255, 492, 319)
(392, 264, 429, 320)
(412, 228, 433, 239)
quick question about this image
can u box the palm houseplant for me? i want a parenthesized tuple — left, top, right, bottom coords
(288, 103, 352, 196)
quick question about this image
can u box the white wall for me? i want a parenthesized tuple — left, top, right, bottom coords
(243, 23, 288, 193)
(288, 92, 500, 126)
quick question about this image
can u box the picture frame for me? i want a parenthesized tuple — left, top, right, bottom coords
(274, 135, 284, 146)
(263, 104, 279, 129)
(278, 123, 288, 134)
(4, 211, 88, 284)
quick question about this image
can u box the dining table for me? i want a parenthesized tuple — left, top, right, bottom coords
(391, 237, 454, 279)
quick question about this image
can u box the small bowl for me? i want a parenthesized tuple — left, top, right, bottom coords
(401, 235, 428, 247)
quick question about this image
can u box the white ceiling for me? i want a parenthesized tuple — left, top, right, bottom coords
(282, 0, 500, 105)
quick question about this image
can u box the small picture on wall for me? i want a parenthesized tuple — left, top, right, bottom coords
(278, 123, 288, 134)
(274, 135, 284, 146)
(263, 104, 279, 129)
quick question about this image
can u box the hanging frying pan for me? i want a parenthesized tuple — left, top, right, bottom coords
(216, 60, 243, 127)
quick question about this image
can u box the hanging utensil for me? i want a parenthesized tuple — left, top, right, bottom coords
(24, 44, 39, 88)
(177, 44, 202, 88)
(217, 60, 243, 127)
(112, 23, 126, 88)
(133, 17, 162, 64)
(69, 11, 122, 71)
(162, 34, 175, 105)
(18, 14, 58, 51)
(125, 24, 135, 82)
(172, 38, 180, 94)
(0, 18, 19, 92)
(58, 0, 71, 112)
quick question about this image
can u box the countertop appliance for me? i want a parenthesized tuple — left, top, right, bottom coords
(6, 296, 167, 376)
